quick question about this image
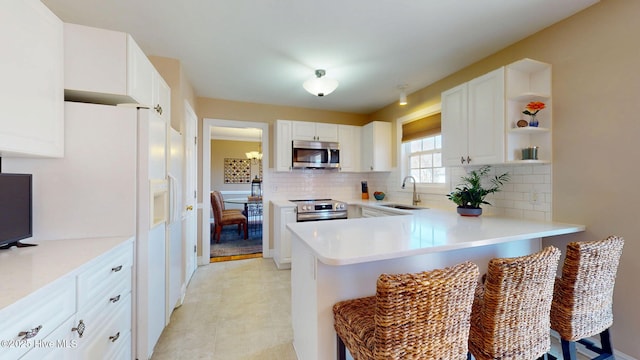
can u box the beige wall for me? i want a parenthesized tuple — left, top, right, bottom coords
(210, 140, 262, 191)
(370, 0, 640, 356)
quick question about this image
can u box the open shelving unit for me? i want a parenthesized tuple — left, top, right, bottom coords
(505, 59, 552, 163)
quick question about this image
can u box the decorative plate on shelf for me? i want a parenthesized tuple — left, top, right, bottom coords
(516, 119, 529, 127)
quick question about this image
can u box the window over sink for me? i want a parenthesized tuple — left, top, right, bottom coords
(397, 104, 448, 194)
(405, 134, 445, 184)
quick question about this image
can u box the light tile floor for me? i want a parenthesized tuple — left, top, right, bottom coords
(151, 258, 591, 360)
(151, 258, 297, 360)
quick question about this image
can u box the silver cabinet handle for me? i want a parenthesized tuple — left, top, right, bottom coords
(467, 156, 471, 164)
(18, 325, 42, 340)
(111, 265, 122, 272)
(109, 332, 120, 343)
(460, 156, 465, 164)
(110, 294, 121, 303)
(72, 320, 85, 338)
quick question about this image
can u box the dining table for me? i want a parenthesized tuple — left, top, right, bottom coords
(223, 197, 263, 230)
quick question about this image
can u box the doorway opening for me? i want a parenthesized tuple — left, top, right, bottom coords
(201, 119, 269, 263)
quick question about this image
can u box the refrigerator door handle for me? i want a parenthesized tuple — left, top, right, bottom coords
(167, 173, 180, 224)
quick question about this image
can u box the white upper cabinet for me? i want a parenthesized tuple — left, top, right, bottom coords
(505, 59, 552, 163)
(441, 83, 469, 166)
(361, 121, 391, 172)
(64, 23, 157, 107)
(127, 35, 154, 107)
(291, 121, 338, 142)
(337, 125, 361, 172)
(275, 120, 293, 171)
(442, 67, 505, 166)
(0, 0, 64, 158)
(152, 70, 171, 124)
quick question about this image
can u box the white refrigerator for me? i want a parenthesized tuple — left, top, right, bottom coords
(4, 101, 169, 360)
(167, 128, 184, 315)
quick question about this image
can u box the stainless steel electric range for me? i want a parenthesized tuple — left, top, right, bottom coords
(289, 199, 348, 222)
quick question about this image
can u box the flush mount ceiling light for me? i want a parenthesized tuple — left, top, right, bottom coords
(398, 84, 408, 106)
(303, 69, 339, 97)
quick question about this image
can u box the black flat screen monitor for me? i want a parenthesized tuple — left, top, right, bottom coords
(0, 173, 33, 249)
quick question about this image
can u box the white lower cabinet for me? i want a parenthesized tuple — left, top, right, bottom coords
(273, 203, 296, 269)
(71, 242, 133, 358)
(0, 278, 75, 360)
(72, 294, 131, 359)
(0, 239, 133, 360)
(20, 317, 77, 360)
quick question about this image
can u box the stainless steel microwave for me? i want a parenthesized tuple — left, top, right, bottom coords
(292, 140, 340, 169)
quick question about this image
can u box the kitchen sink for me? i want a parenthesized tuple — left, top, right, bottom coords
(380, 204, 426, 210)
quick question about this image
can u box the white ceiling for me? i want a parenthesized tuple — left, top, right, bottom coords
(42, 0, 598, 114)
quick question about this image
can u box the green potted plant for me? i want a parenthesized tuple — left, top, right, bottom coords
(447, 165, 510, 216)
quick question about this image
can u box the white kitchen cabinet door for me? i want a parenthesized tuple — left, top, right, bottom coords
(337, 125, 361, 172)
(152, 70, 171, 124)
(441, 83, 469, 166)
(0, 0, 63, 157)
(275, 120, 293, 171)
(291, 121, 338, 141)
(291, 121, 316, 141)
(442, 67, 504, 166)
(64, 23, 154, 107)
(314, 123, 339, 141)
(467, 68, 505, 165)
(273, 204, 296, 269)
(127, 37, 154, 107)
(361, 121, 391, 172)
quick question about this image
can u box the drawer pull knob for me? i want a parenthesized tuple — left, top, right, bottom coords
(18, 325, 42, 340)
(111, 265, 123, 272)
(110, 295, 121, 303)
(72, 320, 85, 338)
(109, 332, 120, 343)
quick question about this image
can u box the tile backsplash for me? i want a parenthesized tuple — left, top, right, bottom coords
(266, 163, 552, 221)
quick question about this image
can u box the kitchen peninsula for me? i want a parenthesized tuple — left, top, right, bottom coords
(287, 205, 585, 360)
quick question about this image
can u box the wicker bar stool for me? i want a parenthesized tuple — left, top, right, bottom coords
(467, 246, 561, 360)
(333, 261, 479, 360)
(550, 236, 624, 360)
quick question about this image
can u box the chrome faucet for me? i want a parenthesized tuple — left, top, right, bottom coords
(401, 176, 421, 206)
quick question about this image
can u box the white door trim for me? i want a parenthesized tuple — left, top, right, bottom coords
(200, 118, 269, 264)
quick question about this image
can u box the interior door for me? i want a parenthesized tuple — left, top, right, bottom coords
(183, 101, 198, 283)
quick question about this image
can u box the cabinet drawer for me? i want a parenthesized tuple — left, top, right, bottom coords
(0, 277, 75, 360)
(19, 316, 76, 360)
(105, 331, 131, 360)
(75, 266, 131, 330)
(77, 242, 133, 308)
(75, 293, 131, 359)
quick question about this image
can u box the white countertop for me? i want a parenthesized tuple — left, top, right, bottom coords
(0, 236, 132, 310)
(287, 205, 585, 266)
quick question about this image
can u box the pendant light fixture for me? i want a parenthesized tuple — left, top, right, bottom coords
(303, 69, 339, 97)
(398, 84, 408, 106)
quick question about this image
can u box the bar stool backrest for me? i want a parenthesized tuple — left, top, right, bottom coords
(550, 235, 624, 341)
